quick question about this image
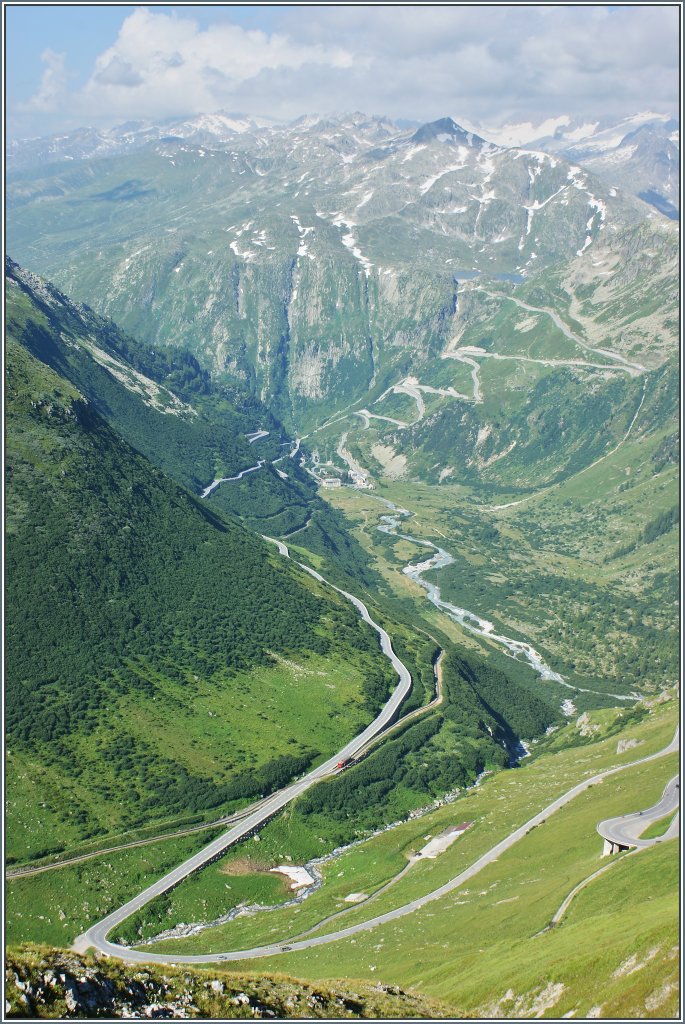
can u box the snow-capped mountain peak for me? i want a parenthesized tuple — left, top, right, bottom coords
(411, 117, 484, 147)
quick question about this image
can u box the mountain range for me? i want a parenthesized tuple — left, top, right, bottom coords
(9, 108, 678, 215)
(7, 112, 678, 433)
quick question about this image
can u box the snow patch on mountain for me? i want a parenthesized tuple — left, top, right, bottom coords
(341, 230, 373, 276)
(420, 155, 469, 195)
(460, 115, 572, 148)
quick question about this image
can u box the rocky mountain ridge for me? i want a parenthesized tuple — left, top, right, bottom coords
(9, 110, 671, 434)
(9, 109, 677, 217)
(461, 110, 679, 217)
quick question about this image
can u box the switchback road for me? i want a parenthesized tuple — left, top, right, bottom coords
(545, 773, 680, 930)
(597, 773, 680, 851)
(75, 723, 678, 964)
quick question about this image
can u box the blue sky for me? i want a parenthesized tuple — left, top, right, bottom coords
(7, 6, 289, 100)
(5, 4, 680, 139)
(8, 7, 135, 96)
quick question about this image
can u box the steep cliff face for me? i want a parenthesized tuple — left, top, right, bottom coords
(7, 114, 660, 434)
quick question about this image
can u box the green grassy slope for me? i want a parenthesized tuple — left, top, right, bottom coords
(5, 336, 396, 863)
(6, 627, 560, 948)
(321, 455, 678, 697)
(170, 699, 676, 1020)
(6, 257, 379, 583)
(279, 759, 679, 1021)
(105, 644, 558, 946)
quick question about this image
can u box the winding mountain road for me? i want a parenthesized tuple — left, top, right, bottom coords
(349, 648, 445, 764)
(7, 797, 285, 880)
(201, 461, 265, 497)
(71, 462, 676, 965)
(489, 291, 646, 377)
(597, 774, 680, 851)
(75, 716, 678, 963)
(545, 773, 680, 930)
(74, 537, 413, 957)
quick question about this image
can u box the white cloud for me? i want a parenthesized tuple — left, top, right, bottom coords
(276, 5, 679, 124)
(15, 5, 680, 133)
(94, 56, 143, 88)
(71, 7, 357, 122)
(20, 49, 68, 113)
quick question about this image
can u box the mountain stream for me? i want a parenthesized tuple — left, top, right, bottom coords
(375, 498, 637, 705)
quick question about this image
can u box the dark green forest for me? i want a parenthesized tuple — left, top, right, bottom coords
(296, 647, 560, 834)
(5, 332, 391, 850)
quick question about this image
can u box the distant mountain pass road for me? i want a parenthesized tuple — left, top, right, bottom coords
(75, 726, 678, 964)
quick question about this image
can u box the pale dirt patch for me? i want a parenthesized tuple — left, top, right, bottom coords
(515, 315, 539, 333)
(576, 712, 600, 738)
(220, 858, 315, 892)
(442, 322, 466, 356)
(482, 982, 566, 1018)
(476, 424, 492, 448)
(470, 425, 517, 469)
(616, 737, 643, 754)
(265, 652, 315, 676)
(645, 980, 679, 1011)
(219, 857, 282, 880)
(371, 443, 407, 480)
(529, 982, 566, 1017)
(479, 440, 517, 469)
(83, 340, 196, 417)
(270, 865, 316, 889)
(416, 824, 471, 859)
(612, 946, 661, 978)
(644, 690, 675, 709)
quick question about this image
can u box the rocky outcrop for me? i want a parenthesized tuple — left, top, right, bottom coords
(5, 946, 452, 1019)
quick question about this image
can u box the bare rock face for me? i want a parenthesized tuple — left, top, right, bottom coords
(7, 956, 191, 1019)
(576, 712, 600, 737)
(616, 737, 643, 754)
